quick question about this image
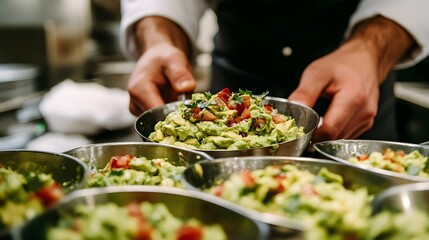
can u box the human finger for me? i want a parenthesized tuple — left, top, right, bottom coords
(288, 62, 331, 107)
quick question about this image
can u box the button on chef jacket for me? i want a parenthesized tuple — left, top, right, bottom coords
(120, 0, 429, 141)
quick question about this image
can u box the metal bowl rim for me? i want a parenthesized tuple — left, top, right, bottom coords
(313, 139, 429, 182)
(63, 141, 214, 161)
(372, 182, 429, 212)
(0, 149, 90, 185)
(0, 149, 90, 237)
(135, 96, 320, 152)
(181, 156, 361, 231)
(23, 185, 270, 238)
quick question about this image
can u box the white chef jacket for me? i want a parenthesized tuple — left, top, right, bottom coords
(120, 0, 429, 69)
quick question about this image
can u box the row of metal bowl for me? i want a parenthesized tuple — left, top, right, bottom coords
(2, 139, 429, 239)
(2, 96, 429, 239)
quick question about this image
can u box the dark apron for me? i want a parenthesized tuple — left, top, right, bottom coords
(209, 0, 398, 141)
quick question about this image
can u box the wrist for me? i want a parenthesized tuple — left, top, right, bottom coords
(347, 16, 416, 81)
(134, 16, 191, 58)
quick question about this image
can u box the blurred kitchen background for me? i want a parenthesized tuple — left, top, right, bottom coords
(0, 0, 427, 151)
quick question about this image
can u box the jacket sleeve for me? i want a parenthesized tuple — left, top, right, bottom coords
(346, 0, 429, 68)
(119, 0, 207, 60)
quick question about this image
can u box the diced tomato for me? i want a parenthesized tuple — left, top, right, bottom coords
(226, 102, 235, 110)
(275, 172, 287, 180)
(214, 97, 227, 106)
(177, 225, 203, 240)
(272, 113, 285, 123)
(128, 202, 144, 220)
(135, 222, 153, 240)
(212, 184, 224, 197)
(71, 219, 83, 231)
(301, 185, 318, 196)
(240, 170, 255, 187)
(154, 159, 162, 167)
(241, 108, 251, 119)
(36, 182, 64, 207)
(110, 155, 133, 169)
(128, 202, 152, 240)
(201, 111, 216, 121)
(192, 107, 201, 114)
(226, 116, 235, 127)
(358, 154, 369, 161)
(253, 118, 266, 129)
(396, 150, 405, 157)
(217, 88, 231, 103)
(273, 181, 285, 194)
(263, 104, 273, 114)
(392, 164, 405, 173)
(343, 234, 359, 240)
(271, 174, 286, 194)
(383, 148, 394, 162)
(234, 116, 243, 123)
(236, 96, 251, 114)
(192, 107, 201, 120)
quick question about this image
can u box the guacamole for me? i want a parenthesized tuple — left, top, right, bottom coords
(47, 201, 227, 240)
(204, 164, 429, 239)
(87, 155, 186, 188)
(349, 148, 429, 177)
(0, 167, 63, 230)
(149, 88, 305, 150)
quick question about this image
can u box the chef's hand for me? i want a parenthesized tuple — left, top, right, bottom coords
(128, 16, 196, 116)
(288, 16, 415, 143)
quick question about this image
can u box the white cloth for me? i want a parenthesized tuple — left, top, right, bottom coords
(120, 0, 429, 68)
(39, 79, 136, 135)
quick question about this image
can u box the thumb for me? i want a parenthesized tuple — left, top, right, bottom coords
(288, 67, 329, 107)
(163, 54, 196, 93)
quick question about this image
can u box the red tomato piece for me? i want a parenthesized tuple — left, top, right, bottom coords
(301, 185, 319, 196)
(226, 116, 236, 127)
(272, 113, 285, 124)
(234, 116, 243, 123)
(36, 182, 64, 207)
(263, 104, 273, 113)
(201, 111, 216, 121)
(396, 150, 405, 157)
(213, 184, 224, 197)
(128, 202, 152, 240)
(110, 155, 133, 169)
(236, 96, 251, 114)
(240, 170, 256, 187)
(358, 154, 369, 161)
(241, 108, 251, 119)
(177, 225, 203, 240)
(254, 118, 266, 129)
(217, 88, 231, 103)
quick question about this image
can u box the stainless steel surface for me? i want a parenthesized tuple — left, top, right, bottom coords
(0, 64, 38, 102)
(0, 0, 92, 90)
(182, 156, 413, 236)
(17, 186, 269, 240)
(64, 142, 213, 171)
(135, 97, 319, 158)
(0, 150, 89, 238)
(372, 182, 429, 214)
(313, 139, 429, 182)
(0, 95, 45, 150)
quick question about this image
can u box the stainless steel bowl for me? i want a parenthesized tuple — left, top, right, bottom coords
(17, 186, 269, 240)
(182, 156, 414, 236)
(313, 139, 429, 182)
(64, 142, 213, 172)
(372, 182, 429, 214)
(135, 97, 319, 158)
(0, 150, 89, 239)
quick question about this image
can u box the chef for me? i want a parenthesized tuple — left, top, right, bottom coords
(119, 0, 429, 143)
